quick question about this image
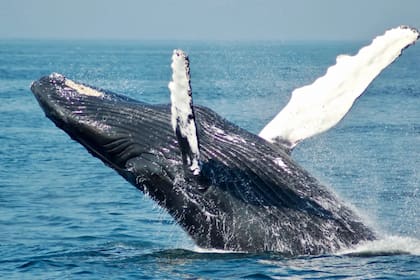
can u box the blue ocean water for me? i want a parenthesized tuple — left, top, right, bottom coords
(0, 40, 419, 279)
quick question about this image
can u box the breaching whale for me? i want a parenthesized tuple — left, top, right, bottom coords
(30, 26, 419, 255)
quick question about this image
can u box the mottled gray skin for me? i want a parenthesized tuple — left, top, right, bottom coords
(31, 75, 376, 255)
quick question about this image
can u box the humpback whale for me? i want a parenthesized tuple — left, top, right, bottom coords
(30, 26, 419, 255)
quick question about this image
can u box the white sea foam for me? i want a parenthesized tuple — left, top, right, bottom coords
(340, 235, 420, 256)
(191, 235, 420, 256)
(192, 246, 244, 254)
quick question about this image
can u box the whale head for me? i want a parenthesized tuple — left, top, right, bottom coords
(30, 73, 185, 195)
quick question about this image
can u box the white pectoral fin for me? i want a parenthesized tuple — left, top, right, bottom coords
(168, 49, 201, 175)
(259, 26, 419, 150)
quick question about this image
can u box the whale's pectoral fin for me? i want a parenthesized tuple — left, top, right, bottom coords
(168, 49, 201, 175)
(259, 26, 420, 151)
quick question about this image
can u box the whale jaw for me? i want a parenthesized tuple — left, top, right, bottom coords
(30, 73, 182, 193)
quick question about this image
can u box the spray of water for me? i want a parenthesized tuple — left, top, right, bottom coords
(340, 235, 420, 256)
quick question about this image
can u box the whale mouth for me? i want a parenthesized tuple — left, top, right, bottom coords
(31, 73, 107, 124)
(30, 74, 115, 154)
(31, 72, 103, 97)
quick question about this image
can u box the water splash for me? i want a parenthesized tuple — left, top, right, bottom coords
(340, 235, 420, 256)
(190, 235, 420, 257)
(192, 246, 243, 254)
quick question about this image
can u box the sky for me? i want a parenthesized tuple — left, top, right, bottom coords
(1, 0, 419, 41)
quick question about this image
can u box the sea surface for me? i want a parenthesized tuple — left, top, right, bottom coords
(0, 39, 419, 279)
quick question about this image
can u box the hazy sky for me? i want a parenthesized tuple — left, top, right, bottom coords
(1, 0, 419, 41)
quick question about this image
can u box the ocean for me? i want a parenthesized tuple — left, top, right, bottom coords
(0, 39, 419, 279)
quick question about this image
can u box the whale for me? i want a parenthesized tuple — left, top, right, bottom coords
(30, 26, 419, 255)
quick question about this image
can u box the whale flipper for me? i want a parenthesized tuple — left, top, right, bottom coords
(259, 26, 420, 150)
(168, 49, 201, 175)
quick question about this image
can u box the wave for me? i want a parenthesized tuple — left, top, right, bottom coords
(191, 235, 420, 257)
(192, 246, 243, 254)
(339, 235, 420, 256)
